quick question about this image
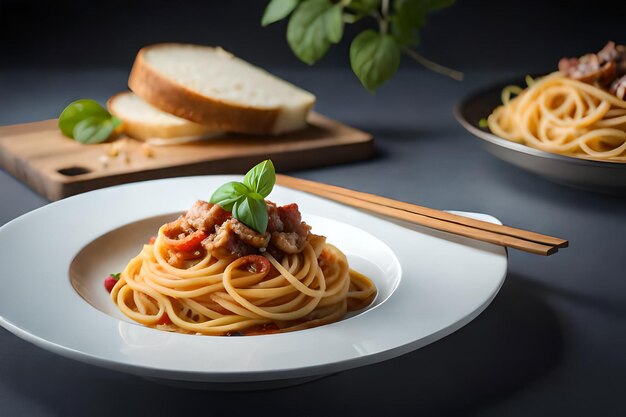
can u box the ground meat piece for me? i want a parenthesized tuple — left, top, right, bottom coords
(201, 201, 317, 257)
(266, 201, 284, 232)
(203, 218, 270, 258)
(559, 54, 599, 80)
(229, 219, 270, 248)
(271, 231, 306, 254)
(559, 53, 616, 86)
(277, 203, 303, 231)
(597, 41, 620, 64)
(597, 60, 618, 87)
(610, 75, 626, 100)
(267, 203, 312, 254)
(163, 201, 230, 253)
(161, 219, 207, 252)
(559, 42, 626, 89)
(182, 200, 231, 232)
(204, 220, 257, 258)
(618, 45, 626, 76)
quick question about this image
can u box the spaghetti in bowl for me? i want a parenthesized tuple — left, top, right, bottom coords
(486, 72, 626, 162)
(455, 76, 626, 194)
(455, 42, 626, 193)
(484, 42, 626, 162)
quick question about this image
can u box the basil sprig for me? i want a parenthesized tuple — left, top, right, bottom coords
(262, 0, 462, 92)
(58, 99, 122, 144)
(210, 160, 276, 233)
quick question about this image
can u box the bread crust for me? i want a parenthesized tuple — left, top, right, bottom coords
(128, 44, 281, 134)
(107, 92, 220, 141)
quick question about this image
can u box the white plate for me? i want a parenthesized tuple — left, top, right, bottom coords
(0, 176, 507, 389)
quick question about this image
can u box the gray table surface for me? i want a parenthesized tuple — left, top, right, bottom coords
(1, 69, 625, 416)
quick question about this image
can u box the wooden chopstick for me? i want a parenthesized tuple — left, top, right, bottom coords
(276, 174, 568, 256)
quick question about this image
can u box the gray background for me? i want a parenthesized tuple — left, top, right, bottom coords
(1, 1, 626, 416)
(2, 0, 626, 72)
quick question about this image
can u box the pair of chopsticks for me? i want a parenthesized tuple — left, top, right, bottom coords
(276, 175, 568, 256)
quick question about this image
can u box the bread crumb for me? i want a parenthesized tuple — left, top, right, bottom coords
(108, 141, 125, 157)
(99, 155, 109, 167)
(141, 143, 154, 158)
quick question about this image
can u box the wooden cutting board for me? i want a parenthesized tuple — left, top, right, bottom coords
(0, 113, 373, 201)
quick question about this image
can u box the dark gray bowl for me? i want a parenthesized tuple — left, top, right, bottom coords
(454, 78, 626, 195)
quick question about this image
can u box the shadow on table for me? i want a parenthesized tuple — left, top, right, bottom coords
(1, 272, 563, 417)
(487, 156, 626, 206)
(298, 272, 564, 415)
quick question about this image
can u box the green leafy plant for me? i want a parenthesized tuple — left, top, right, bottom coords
(262, 0, 462, 92)
(58, 99, 121, 144)
(210, 160, 276, 233)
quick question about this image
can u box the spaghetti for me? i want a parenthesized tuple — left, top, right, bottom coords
(486, 42, 626, 161)
(110, 200, 377, 336)
(487, 72, 626, 161)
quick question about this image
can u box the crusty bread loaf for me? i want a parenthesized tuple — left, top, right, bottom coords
(128, 43, 316, 134)
(107, 91, 219, 143)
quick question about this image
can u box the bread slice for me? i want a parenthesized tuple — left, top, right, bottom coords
(128, 43, 316, 134)
(107, 91, 220, 143)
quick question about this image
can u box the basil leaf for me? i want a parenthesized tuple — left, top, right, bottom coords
(73, 117, 115, 144)
(248, 192, 264, 200)
(233, 195, 269, 234)
(325, 4, 344, 44)
(243, 159, 275, 197)
(394, 0, 454, 32)
(391, 14, 419, 47)
(350, 30, 401, 92)
(111, 116, 123, 129)
(262, 0, 300, 26)
(393, 0, 421, 29)
(58, 99, 111, 138)
(210, 181, 249, 211)
(210, 160, 276, 232)
(287, 0, 344, 65)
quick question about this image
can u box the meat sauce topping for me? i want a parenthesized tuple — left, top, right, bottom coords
(559, 41, 626, 99)
(161, 200, 322, 266)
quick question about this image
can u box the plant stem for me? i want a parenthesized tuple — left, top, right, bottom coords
(380, 0, 390, 34)
(402, 47, 464, 81)
(380, 19, 388, 35)
(343, 13, 358, 23)
(381, 0, 390, 18)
